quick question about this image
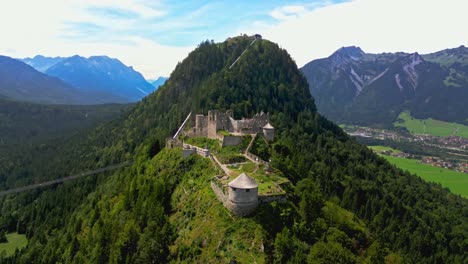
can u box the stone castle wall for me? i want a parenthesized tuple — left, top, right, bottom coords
(231, 113, 269, 134)
(182, 143, 210, 158)
(245, 152, 270, 167)
(221, 136, 243, 147)
(258, 194, 287, 204)
(191, 110, 269, 139)
(211, 180, 228, 204)
(182, 148, 197, 158)
(207, 110, 232, 138)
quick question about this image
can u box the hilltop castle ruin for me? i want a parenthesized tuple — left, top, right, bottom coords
(168, 110, 285, 217)
(187, 110, 274, 141)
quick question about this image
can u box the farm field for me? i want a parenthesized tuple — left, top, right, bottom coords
(380, 154, 468, 197)
(394, 111, 468, 138)
(0, 233, 28, 257)
(368, 145, 401, 153)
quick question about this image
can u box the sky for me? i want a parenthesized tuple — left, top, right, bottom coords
(1, 0, 467, 79)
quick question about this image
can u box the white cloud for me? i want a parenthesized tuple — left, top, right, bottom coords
(270, 5, 308, 21)
(77, 0, 166, 19)
(0, 0, 187, 78)
(75, 37, 192, 79)
(252, 0, 468, 67)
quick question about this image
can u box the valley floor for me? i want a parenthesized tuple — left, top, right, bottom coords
(344, 122, 468, 198)
(370, 147, 468, 198)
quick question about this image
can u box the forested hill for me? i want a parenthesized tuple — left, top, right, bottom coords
(1, 36, 467, 263)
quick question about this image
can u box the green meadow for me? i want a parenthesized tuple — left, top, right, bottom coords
(394, 111, 468, 138)
(0, 233, 28, 257)
(379, 154, 468, 197)
(368, 145, 401, 153)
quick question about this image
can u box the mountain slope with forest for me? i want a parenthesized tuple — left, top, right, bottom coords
(301, 46, 468, 126)
(0, 98, 132, 145)
(1, 37, 467, 263)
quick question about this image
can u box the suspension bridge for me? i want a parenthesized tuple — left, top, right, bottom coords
(0, 161, 133, 197)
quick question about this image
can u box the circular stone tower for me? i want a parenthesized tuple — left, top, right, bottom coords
(227, 173, 259, 216)
(262, 122, 275, 141)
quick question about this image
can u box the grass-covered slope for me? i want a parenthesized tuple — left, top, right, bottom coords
(0, 233, 27, 257)
(0, 36, 467, 263)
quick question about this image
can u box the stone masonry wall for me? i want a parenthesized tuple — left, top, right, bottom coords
(258, 194, 287, 204)
(221, 135, 243, 147)
(191, 110, 269, 138)
(211, 180, 228, 204)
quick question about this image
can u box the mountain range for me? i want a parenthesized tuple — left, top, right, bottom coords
(20, 55, 66, 73)
(149, 76, 168, 88)
(1, 36, 466, 263)
(45, 55, 155, 103)
(14, 55, 156, 104)
(301, 46, 468, 126)
(0, 55, 92, 105)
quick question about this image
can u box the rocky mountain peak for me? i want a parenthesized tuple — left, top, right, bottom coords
(329, 46, 364, 69)
(450, 45, 468, 56)
(331, 46, 364, 59)
(398, 53, 424, 89)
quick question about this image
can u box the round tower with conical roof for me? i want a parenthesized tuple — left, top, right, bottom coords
(227, 173, 259, 216)
(262, 122, 275, 141)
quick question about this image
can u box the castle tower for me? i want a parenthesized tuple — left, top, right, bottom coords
(263, 122, 275, 141)
(207, 110, 218, 138)
(195, 114, 204, 131)
(227, 173, 259, 216)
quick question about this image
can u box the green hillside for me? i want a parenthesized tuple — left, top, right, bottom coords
(0, 36, 467, 263)
(394, 111, 468, 138)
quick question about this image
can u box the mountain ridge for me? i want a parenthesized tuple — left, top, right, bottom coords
(0, 55, 96, 105)
(150, 76, 168, 88)
(19, 55, 66, 73)
(301, 46, 468, 126)
(45, 55, 155, 103)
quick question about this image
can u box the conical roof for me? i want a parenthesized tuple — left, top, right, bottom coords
(228, 173, 258, 189)
(263, 122, 274, 129)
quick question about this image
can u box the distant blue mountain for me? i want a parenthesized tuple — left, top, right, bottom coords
(46, 55, 155, 103)
(150, 77, 168, 88)
(20, 55, 66, 73)
(0, 55, 98, 105)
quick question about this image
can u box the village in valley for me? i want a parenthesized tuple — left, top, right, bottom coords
(344, 125, 468, 174)
(167, 110, 290, 216)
